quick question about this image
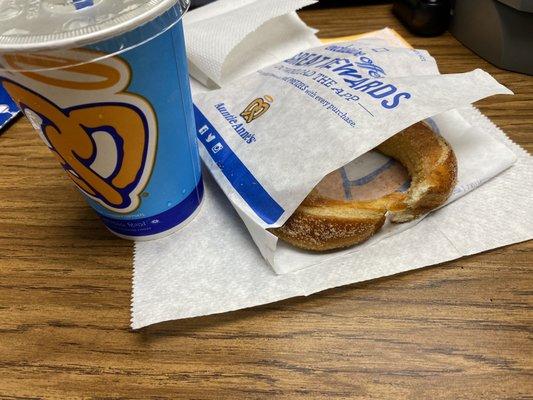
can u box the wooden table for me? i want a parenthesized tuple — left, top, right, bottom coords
(1, 4, 531, 399)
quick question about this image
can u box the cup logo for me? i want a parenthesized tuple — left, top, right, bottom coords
(0, 50, 157, 213)
(240, 95, 273, 123)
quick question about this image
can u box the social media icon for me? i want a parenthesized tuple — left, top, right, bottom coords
(212, 143, 223, 154)
(198, 125, 209, 135)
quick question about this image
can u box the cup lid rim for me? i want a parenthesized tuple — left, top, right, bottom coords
(0, 0, 186, 53)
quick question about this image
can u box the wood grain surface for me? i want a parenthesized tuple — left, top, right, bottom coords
(0, 4, 531, 399)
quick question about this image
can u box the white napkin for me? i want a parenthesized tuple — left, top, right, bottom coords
(131, 20, 532, 328)
(183, 0, 320, 87)
(132, 106, 532, 328)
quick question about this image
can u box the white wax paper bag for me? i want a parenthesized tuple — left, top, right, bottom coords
(194, 38, 511, 230)
(272, 110, 517, 273)
(183, 0, 320, 87)
(193, 36, 512, 271)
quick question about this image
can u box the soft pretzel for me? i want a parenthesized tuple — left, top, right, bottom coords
(378, 123, 458, 222)
(270, 122, 457, 251)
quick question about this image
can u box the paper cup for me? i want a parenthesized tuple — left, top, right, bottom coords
(0, 0, 203, 240)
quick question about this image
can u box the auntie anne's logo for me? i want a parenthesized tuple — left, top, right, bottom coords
(240, 95, 273, 123)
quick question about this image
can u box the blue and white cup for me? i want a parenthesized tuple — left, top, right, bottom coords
(0, 0, 203, 240)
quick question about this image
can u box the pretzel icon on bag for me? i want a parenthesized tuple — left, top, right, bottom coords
(240, 95, 273, 123)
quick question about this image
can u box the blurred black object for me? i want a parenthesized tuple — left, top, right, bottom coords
(190, 0, 393, 9)
(310, 0, 392, 7)
(190, 0, 216, 8)
(393, 0, 451, 36)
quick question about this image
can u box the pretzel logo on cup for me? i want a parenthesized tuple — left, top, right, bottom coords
(240, 95, 273, 123)
(0, 49, 157, 213)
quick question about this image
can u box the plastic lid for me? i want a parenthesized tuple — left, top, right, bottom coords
(0, 0, 190, 53)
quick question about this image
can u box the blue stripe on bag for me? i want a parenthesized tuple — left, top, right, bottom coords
(194, 105, 284, 225)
